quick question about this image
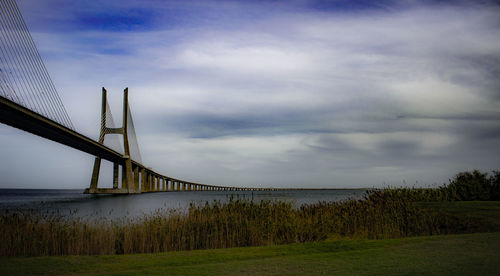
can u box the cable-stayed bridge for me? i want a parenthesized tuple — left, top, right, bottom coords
(0, 0, 274, 194)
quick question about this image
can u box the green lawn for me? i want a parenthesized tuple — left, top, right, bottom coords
(1, 232, 499, 275)
(2, 201, 500, 275)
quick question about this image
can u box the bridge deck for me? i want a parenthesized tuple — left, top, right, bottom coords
(1, 96, 278, 193)
(0, 96, 124, 164)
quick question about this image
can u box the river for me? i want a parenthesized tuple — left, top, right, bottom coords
(0, 189, 367, 220)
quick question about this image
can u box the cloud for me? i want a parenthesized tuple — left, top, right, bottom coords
(2, 1, 500, 188)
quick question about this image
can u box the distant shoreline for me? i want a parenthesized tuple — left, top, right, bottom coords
(0, 187, 370, 191)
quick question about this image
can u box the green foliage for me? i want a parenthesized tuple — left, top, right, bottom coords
(448, 170, 491, 200)
(490, 171, 500, 200)
(367, 169, 500, 202)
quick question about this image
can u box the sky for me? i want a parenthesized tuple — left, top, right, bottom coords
(1, 0, 499, 189)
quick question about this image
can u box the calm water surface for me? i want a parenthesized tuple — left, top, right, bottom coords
(0, 189, 366, 220)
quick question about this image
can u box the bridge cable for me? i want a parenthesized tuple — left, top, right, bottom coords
(0, 0, 74, 129)
(3, 0, 69, 127)
(102, 99, 124, 154)
(0, 57, 21, 103)
(0, 41, 23, 104)
(0, 0, 52, 120)
(127, 102, 142, 163)
(7, 0, 73, 128)
(0, 3, 41, 116)
(0, 0, 53, 120)
(9, 0, 74, 129)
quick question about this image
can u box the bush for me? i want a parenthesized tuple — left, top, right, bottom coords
(447, 170, 491, 200)
(368, 170, 500, 202)
(490, 171, 500, 200)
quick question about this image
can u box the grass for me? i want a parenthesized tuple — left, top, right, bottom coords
(0, 195, 482, 256)
(1, 200, 499, 275)
(417, 201, 500, 231)
(0, 232, 498, 275)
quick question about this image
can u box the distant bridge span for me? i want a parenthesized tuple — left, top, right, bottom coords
(0, 0, 278, 194)
(0, 90, 276, 194)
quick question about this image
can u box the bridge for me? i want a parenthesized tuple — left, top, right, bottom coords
(0, 0, 275, 194)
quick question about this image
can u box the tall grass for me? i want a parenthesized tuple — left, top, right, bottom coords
(0, 193, 481, 256)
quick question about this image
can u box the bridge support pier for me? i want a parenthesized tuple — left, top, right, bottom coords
(85, 88, 140, 195)
(134, 166, 139, 192)
(141, 169, 146, 192)
(113, 163, 119, 189)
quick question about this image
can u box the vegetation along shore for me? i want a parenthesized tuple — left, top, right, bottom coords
(1, 169, 498, 257)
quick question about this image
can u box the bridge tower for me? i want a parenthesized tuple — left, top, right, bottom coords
(85, 88, 140, 194)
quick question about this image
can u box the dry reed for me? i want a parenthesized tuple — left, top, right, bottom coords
(0, 193, 479, 256)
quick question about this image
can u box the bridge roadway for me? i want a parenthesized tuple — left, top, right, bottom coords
(0, 96, 276, 193)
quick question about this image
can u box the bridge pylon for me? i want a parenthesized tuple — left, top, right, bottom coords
(85, 88, 140, 194)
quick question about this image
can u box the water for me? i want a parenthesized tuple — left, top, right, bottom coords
(0, 189, 367, 220)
